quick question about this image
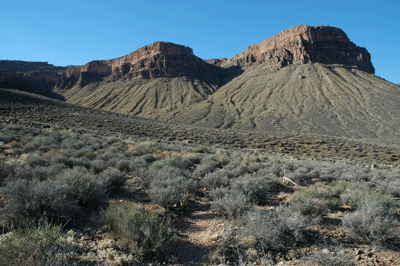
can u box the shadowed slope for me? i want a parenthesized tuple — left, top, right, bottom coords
(60, 76, 220, 118)
(169, 63, 400, 139)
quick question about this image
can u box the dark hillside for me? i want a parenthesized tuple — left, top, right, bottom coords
(1, 88, 399, 164)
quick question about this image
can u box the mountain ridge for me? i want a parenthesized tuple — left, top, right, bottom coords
(1, 25, 399, 140)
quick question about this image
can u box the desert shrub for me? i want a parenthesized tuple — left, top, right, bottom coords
(30, 164, 66, 181)
(133, 167, 152, 188)
(61, 138, 86, 151)
(87, 159, 108, 173)
(0, 222, 70, 266)
(291, 181, 350, 216)
(201, 171, 231, 189)
(141, 154, 158, 163)
(380, 180, 400, 197)
(312, 165, 344, 182)
(105, 136, 121, 145)
(5, 163, 36, 181)
(25, 153, 51, 167)
(342, 201, 400, 246)
(291, 196, 329, 217)
(64, 157, 93, 170)
(5, 163, 64, 182)
(7, 140, 23, 148)
(134, 142, 157, 155)
(22, 141, 40, 153)
(262, 173, 282, 192)
(0, 133, 14, 144)
(196, 145, 209, 153)
(124, 149, 140, 158)
(115, 159, 132, 172)
(230, 174, 267, 203)
(308, 249, 355, 266)
(151, 154, 196, 170)
(216, 205, 313, 263)
(107, 153, 129, 167)
(193, 163, 216, 178)
(193, 156, 220, 178)
(215, 149, 231, 166)
(200, 162, 249, 189)
(328, 180, 352, 200)
(149, 174, 198, 209)
(110, 141, 128, 153)
(133, 155, 152, 168)
(97, 203, 175, 259)
(99, 169, 127, 192)
(81, 150, 98, 160)
(61, 166, 106, 208)
(211, 191, 250, 220)
(222, 162, 250, 177)
(0, 160, 7, 181)
(242, 155, 261, 165)
(286, 166, 313, 186)
(140, 166, 188, 189)
(247, 162, 266, 173)
(340, 183, 394, 210)
(257, 162, 284, 177)
(208, 186, 231, 200)
(239, 205, 312, 251)
(43, 148, 69, 162)
(3, 178, 70, 226)
(377, 171, 400, 197)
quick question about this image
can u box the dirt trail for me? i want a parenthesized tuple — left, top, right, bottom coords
(172, 199, 225, 265)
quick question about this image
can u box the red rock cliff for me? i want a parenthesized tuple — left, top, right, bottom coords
(227, 25, 375, 74)
(67, 42, 194, 78)
(57, 42, 223, 89)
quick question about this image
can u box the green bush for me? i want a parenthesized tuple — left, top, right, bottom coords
(0, 222, 70, 266)
(97, 203, 175, 259)
(291, 181, 350, 216)
(134, 142, 157, 155)
(151, 154, 196, 170)
(340, 184, 394, 210)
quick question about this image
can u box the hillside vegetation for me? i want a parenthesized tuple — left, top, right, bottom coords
(0, 88, 400, 265)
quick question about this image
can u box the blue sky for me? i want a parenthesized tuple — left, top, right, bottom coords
(1, 0, 399, 84)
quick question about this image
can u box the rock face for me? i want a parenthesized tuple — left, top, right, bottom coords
(57, 42, 222, 89)
(0, 60, 67, 96)
(3, 25, 398, 141)
(221, 25, 375, 74)
(2, 25, 376, 92)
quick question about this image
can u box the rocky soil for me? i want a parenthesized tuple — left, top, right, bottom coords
(1, 88, 400, 164)
(1, 88, 400, 265)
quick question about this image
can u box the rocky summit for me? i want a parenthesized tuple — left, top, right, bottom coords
(57, 42, 224, 89)
(1, 25, 399, 141)
(214, 25, 375, 74)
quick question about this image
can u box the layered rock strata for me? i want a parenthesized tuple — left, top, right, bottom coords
(220, 25, 374, 74)
(57, 42, 222, 89)
(1, 25, 376, 93)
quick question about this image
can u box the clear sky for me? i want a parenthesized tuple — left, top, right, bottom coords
(1, 0, 399, 84)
